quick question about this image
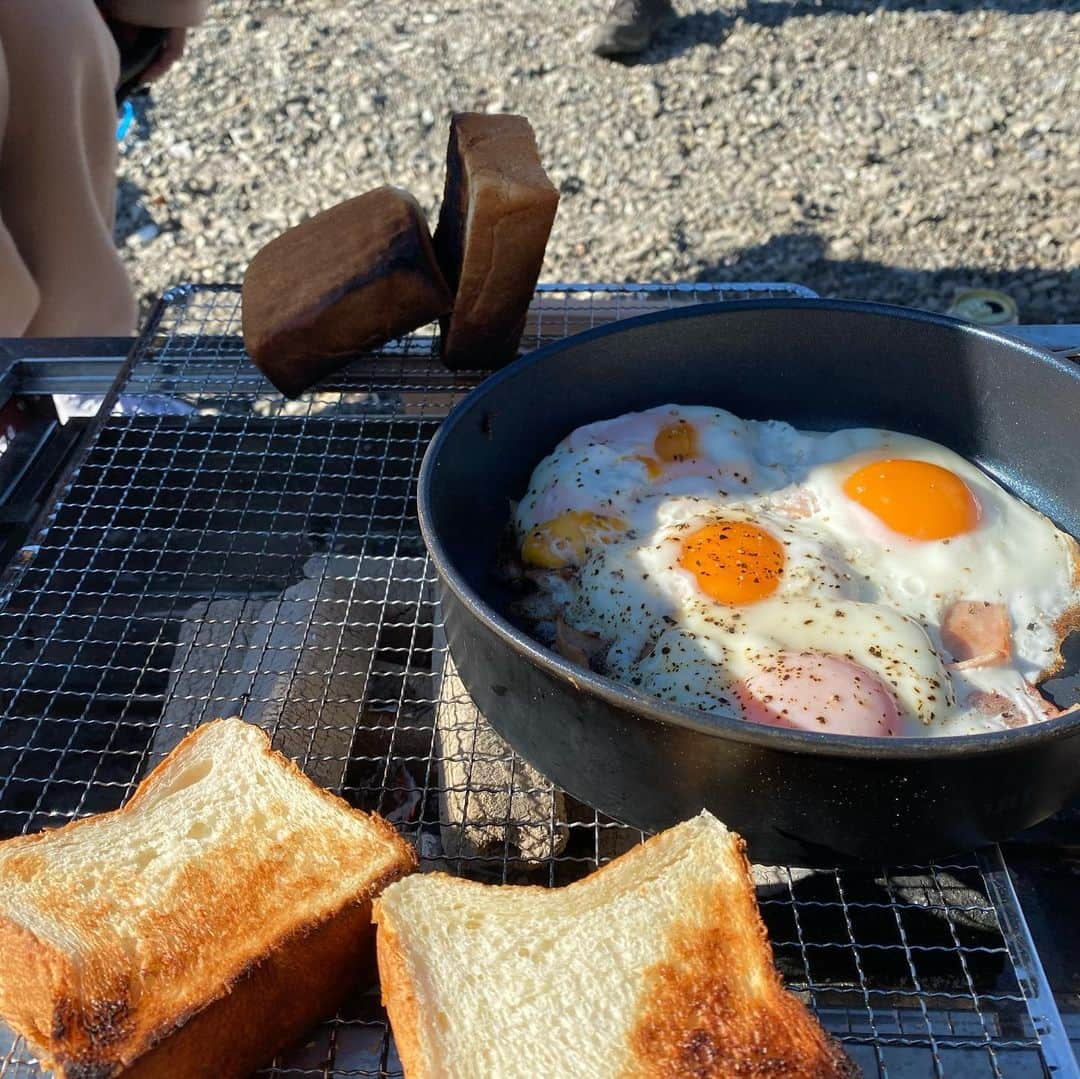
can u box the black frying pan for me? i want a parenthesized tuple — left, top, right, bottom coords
(419, 301, 1080, 866)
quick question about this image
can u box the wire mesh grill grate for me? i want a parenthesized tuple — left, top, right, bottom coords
(0, 284, 1072, 1078)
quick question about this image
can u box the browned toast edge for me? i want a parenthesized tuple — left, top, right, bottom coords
(0, 720, 417, 1078)
(241, 186, 452, 397)
(373, 910, 430, 1079)
(374, 821, 858, 1079)
(624, 829, 859, 1079)
(117, 896, 379, 1079)
(433, 112, 559, 371)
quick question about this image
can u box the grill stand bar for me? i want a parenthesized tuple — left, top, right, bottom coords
(979, 845, 1078, 1076)
(0, 283, 1074, 1078)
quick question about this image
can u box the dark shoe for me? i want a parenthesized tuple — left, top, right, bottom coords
(590, 0, 675, 57)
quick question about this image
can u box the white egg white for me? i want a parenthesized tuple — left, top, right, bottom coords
(513, 406, 1080, 737)
(678, 599, 954, 731)
(515, 405, 793, 537)
(801, 430, 1079, 682)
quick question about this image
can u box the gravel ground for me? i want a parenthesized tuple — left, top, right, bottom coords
(116, 0, 1080, 325)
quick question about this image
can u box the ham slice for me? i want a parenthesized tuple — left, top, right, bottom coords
(968, 684, 1079, 729)
(733, 651, 903, 737)
(942, 601, 1010, 669)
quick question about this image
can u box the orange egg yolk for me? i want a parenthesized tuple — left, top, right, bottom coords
(678, 521, 785, 605)
(521, 512, 626, 569)
(654, 420, 698, 462)
(842, 459, 980, 540)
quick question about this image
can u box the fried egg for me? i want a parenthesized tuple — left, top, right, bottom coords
(799, 430, 1077, 681)
(515, 406, 792, 568)
(512, 405, 1080, 738)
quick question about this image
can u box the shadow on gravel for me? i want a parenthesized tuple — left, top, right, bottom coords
(694, 232, 1079, 323)
(115, 92, 166, 249)
(738, 0, 1080, 18)
(632, 0, 1080, 65)
(114, 179, 157, 246)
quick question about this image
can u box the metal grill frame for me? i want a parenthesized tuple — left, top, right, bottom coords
(0, 283, 1075, 1079)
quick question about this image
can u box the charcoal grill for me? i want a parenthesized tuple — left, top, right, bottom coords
(0, 283, 1076, 1079)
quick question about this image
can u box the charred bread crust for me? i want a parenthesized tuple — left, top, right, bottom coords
(0, 916, 72, 1071)
(434, 113, 559, 371)
(435, 118, 468, 298)
(242, 186, 452, 398)
(625, 833, 858, 1079)
(0, 722, 417, 1078)
(25, 900, 379, 1079)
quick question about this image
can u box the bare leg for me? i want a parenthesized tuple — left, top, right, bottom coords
(0, 0, 136, 336)
(0, 42, 40, 335)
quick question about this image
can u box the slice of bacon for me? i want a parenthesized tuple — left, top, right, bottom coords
(968, 684, 1079, 729)
(554, 613, 609, 671)
(942, 601, 1011, 669)
(968, 689, 1029, 729)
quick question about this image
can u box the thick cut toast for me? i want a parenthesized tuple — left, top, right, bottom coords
(242, 186, 453, 397)
(433, 112, 559, 370)
(374, 811, 855, 1079)
(0, 718, 416, 1079)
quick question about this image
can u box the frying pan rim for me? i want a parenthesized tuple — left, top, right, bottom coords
(419, 298, 1080, 761)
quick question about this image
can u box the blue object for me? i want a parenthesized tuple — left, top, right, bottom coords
(117, 99, 135, 142)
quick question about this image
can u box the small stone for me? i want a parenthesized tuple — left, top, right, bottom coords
(768, 192, 794, 216)
(831, 237, 857, 260)
(877, 135, 902, 158)
(641, 83, 662, 118)
(1039, 216, 1070, 239)
(132, 223, 159, 246)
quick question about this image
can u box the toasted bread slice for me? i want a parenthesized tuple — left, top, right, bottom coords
(0, 718, 416, 1079)
(375, 811, 854, 1079)
(242, 186, 453, 397)
(433, 113, 559, 370)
